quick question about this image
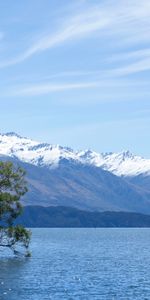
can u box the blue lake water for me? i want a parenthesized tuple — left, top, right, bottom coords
(1, 228, 150, 299)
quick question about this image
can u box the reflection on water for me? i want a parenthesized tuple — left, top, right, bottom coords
(0, 257, 28, 299)
(1, 228, 150, 299)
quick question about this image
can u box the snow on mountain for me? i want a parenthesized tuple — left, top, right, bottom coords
(77, 149, 150, 176)
(0, 132, 77, 168)
(82, 150, 150, 176)
(0, 132, 150, 177)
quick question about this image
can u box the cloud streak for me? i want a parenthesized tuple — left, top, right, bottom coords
(3, 77, 148, 99)
(0, 9, 111, 68)
(1, 0, 150, 68)
(5, 81, 99, 97)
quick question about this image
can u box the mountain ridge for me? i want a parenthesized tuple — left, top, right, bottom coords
(0, 132, 150, 177)
(1, 152, 150, 214)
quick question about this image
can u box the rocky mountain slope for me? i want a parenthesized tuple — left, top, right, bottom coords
(0, 132, 150, 214)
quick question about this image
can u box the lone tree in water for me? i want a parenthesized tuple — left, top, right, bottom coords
(0, 161, 31, 256)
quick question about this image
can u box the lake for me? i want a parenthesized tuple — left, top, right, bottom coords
(1, 228, 150, 299)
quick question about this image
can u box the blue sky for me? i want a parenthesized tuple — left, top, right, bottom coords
(0, 0, 150, 156)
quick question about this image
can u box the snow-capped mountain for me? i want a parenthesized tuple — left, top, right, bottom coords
(0, 132, 77, 168)
(78, 149, 150, 177)
(0, 132, 150, 177)
(1, 132, 150, 214)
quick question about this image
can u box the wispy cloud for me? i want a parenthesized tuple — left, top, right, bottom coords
(5, 81, 99, 97)
(3, 77, 148, 99)
(111, 58, 150, 77)
(0, 9, 110, 68)
(108, 48, 150, 63)
(1, 0, 150, 68)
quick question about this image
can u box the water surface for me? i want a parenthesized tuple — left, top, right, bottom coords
(1, 228, 150, 299)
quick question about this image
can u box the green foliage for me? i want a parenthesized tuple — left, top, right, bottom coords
(0, 161, 31, 256)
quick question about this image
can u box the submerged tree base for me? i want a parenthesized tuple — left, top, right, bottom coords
(0, 226, 31, 257)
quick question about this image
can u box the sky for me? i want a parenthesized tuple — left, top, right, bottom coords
(0, 0, 150, 157)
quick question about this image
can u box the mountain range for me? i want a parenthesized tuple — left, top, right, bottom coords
(0, 132, 150, 217)
(1, 132, 150, 177)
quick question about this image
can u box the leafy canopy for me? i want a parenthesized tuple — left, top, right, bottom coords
(0, 161, 31, 256)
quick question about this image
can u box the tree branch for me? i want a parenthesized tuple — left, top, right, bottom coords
(0, 244, 11, 248)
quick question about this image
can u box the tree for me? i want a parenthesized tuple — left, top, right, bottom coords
(0, 161, 31, 256)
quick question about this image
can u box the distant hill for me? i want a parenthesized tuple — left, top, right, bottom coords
(16, 206, 150, 228)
